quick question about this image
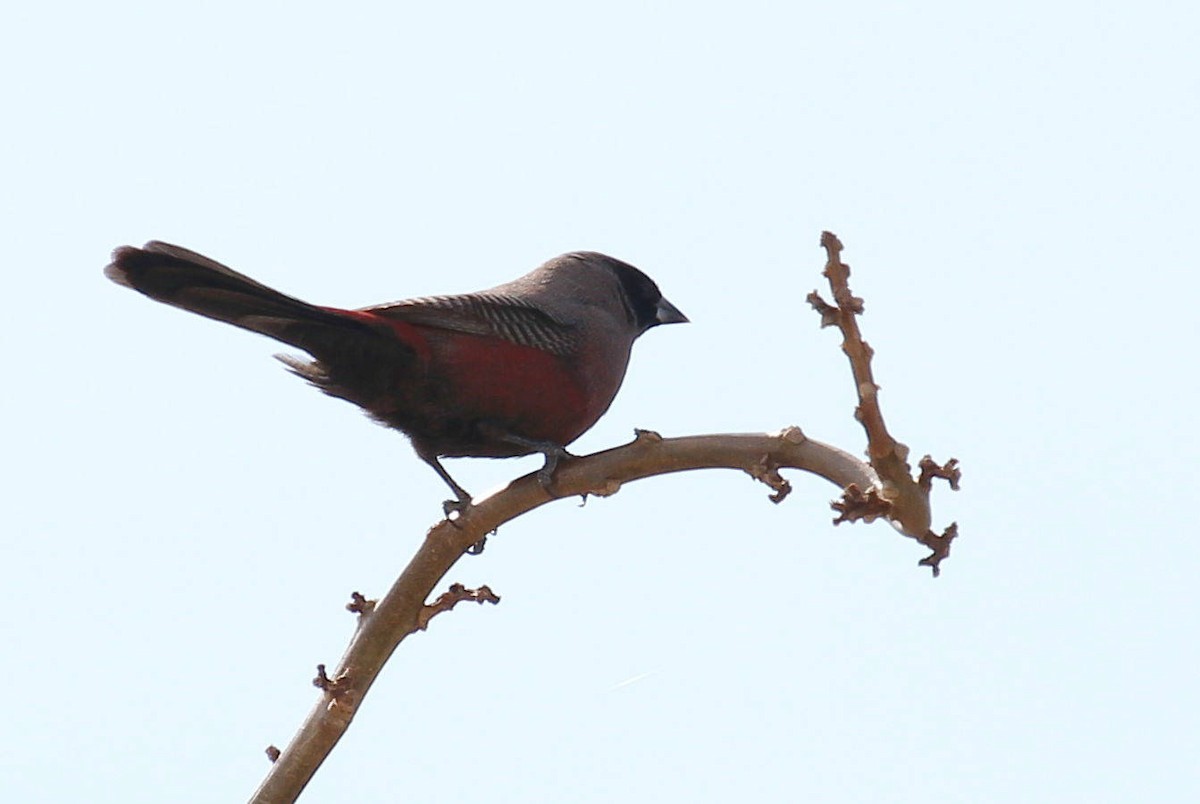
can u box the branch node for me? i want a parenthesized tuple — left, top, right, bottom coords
(778, 425, 806, 445)
(312, 665, 356, 712)
(887, 440, 910, 465)
(346, 592, 376, 616)
(820, 229, 843, 255)
(590, 477, 624, 498)
(747, 455, 792, 504)
(633, 427, 663, 444)
(417, 583, 501, 630)
(831, 484, 892, 524)
(806, 290, 840, 327)
(916, 522, 959, 577)
(918, 456, 961, 491)
(266, 745, 281, 763)
(312, 664, 335, 691)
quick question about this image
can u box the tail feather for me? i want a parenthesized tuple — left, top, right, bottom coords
(105, 241, 373, 349)
(107, 240, 429, 421)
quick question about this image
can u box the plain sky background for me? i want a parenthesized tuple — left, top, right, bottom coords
(4, 1, 1197, 801)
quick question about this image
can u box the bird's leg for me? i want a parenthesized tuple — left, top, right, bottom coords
(486, 429, 574, 491)
(530, 441, 573, 489)
(418, 453, 488, 553)
(417, 452, 474, 516)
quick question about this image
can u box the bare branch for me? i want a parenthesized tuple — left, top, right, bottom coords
(918, 456, 961, 492)
(812, 231, 960, 575)
(250, 428, 878, 802)
(832, 483, 892, 525)
(417, 583, 501, 630)
(917, 522, 959, 577)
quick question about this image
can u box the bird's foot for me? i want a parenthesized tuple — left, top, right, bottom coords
(421, 452, 474, 519)
(440, 491, 488, 554)
(442, 494, 472, 518)
(480, 427, 575, 494)
(535, 444, 574, 491)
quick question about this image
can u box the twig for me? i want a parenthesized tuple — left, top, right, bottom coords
(345, 592, 375, 616)
(808, 231, 960, 575)
(417, 583, 501, 630)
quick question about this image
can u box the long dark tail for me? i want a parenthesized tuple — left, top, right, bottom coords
(105, 241, 375, 350)
(106, 241, 419, 410)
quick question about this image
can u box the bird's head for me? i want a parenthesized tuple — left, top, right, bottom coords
(564, 251, 688, 335)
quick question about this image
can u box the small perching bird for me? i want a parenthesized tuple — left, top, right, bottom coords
(105, 242, 687, 511)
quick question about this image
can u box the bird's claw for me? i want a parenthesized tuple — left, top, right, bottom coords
(444, 492, 475, 523)
(442, 494, 473, 519)
(440, 494, 486, 554)
(536, 445, 573, 491)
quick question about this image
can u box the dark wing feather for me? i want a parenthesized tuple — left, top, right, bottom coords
(363, 293, 580, 356)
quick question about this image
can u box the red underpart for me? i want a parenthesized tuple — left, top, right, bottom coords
(328, 307, 592, 447)
(433, 330, 592, 445)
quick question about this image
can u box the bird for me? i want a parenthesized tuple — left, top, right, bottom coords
(105, 241, 687, 513)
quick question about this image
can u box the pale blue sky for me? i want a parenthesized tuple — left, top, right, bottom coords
(4, 1, 1198, 802)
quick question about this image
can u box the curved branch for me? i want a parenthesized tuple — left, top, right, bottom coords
(250, 426, 875, 802)
(808, 231, 960, 577)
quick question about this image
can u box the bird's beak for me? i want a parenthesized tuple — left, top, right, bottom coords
(655, 297, 689, 325)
